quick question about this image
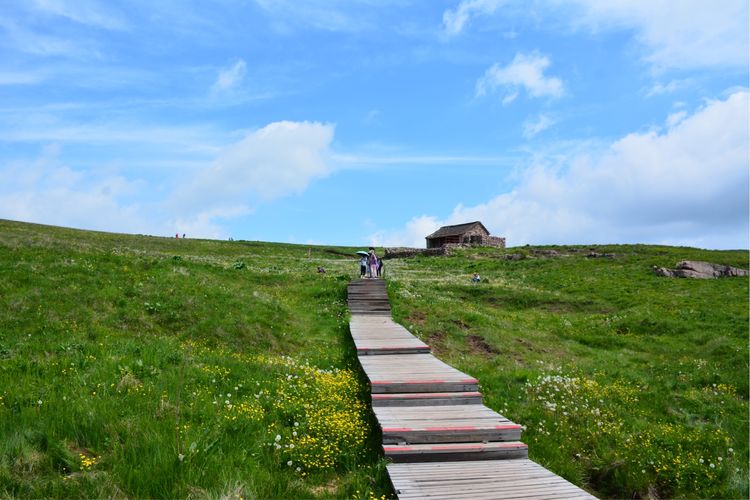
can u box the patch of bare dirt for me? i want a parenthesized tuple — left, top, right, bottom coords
(407, 311, 427, 326)
(467, 334, 499, 356)
(427, 331, 445, 355)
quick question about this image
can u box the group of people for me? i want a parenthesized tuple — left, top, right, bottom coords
(360, 247, 384, 278)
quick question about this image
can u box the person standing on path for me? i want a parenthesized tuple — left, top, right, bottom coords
(368, 248, 379, 279)
(359, 254, 368, 278)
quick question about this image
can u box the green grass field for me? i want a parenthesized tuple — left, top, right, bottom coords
(1, 219, 747, 498)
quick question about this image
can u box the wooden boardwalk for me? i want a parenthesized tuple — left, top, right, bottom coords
(347, 278, 595, 499)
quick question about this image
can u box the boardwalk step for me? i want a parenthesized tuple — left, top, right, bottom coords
(387, 459, 597, 499)
(381, 423, 523, 445)
(384, 441, 528, 463)
(376, 404, 523, 444)
(357, 346, 431, 355)
(371, 380, 479, 394)
(350, 318, 431, 355)
(360, 354, 480, 393)
(372, 391, 483, 406)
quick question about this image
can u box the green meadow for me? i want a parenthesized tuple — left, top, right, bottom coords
(1, 219, 747, 498)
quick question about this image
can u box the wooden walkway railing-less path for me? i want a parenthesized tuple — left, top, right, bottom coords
(348, 278, 596, 499)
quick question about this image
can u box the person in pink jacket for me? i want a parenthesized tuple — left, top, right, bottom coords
(368, 248, 379, 279)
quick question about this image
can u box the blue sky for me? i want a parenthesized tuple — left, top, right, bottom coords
(1, 0, 748, 249)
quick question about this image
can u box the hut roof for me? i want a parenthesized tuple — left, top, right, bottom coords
(426, 221, 489, 239)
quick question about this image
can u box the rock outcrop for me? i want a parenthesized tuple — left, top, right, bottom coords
(652, 261, 749, 279)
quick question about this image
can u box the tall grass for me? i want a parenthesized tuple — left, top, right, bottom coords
(0, 219, 390, 498)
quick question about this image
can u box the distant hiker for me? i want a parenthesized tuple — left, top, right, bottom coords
(472, 273, 481, 283)
(175, 233, 179, 239)
(368, 248, 379, 279)
(182, 233, 186, 239)
(377, 257, 384, 277)
(359, 255, 368, 278)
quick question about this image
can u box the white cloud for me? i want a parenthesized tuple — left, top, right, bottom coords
(645, 79, 690, 97)
(168, 121, 335, 236)
(212, 59, 247, 92)
(31, 0, 128, 30)
(442, 0, 505, 36)
(565, 0, 749, 70)
(173, 120, 335, 213)
(0, 145, 152, 234)
(442, 1, 747, 70)
(253, 0, 373, 32)
(382, 90, 749, 249)
(369, 215, 442, 248)
(0, 121, 338, 239)
(169, 206, 252, 239)
(665, 110, 687, 129)
(0, 17, 85, 57)
(476, 53, 564, 103)
(523, 114, 557, 138)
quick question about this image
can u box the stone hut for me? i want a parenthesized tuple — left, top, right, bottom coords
(425, 221, 505, 249)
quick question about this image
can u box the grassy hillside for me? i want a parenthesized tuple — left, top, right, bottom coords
(385, 245, 748, 499)
(0, 219, 389, 498)
(1, 219, 747, 498)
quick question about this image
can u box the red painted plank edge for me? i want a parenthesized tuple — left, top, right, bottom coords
(371, 392, 482, 399)
(383, 443, 527, 452)
(371, 379, 478, 384)
(425, 426, 477, 431)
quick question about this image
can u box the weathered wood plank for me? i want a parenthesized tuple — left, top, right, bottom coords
(387, 460, 596, 499)
(384, 441, 528, 463)
(371, 391, 483, 406)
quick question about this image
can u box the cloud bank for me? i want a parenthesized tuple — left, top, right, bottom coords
(565, 0, 749, 70)
(377, 90, 749, 249)
(0, 121, 338, 239)
(443, 0, 748, 70)
(169, 120, 335, 234)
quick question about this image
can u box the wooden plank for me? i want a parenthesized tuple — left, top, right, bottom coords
(381, 426, 522, 445)
(371, 391, 483, 407)
(374, 404, 504, 418)
(384, 441, 528, 463)
(387, 460, 596, 499)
